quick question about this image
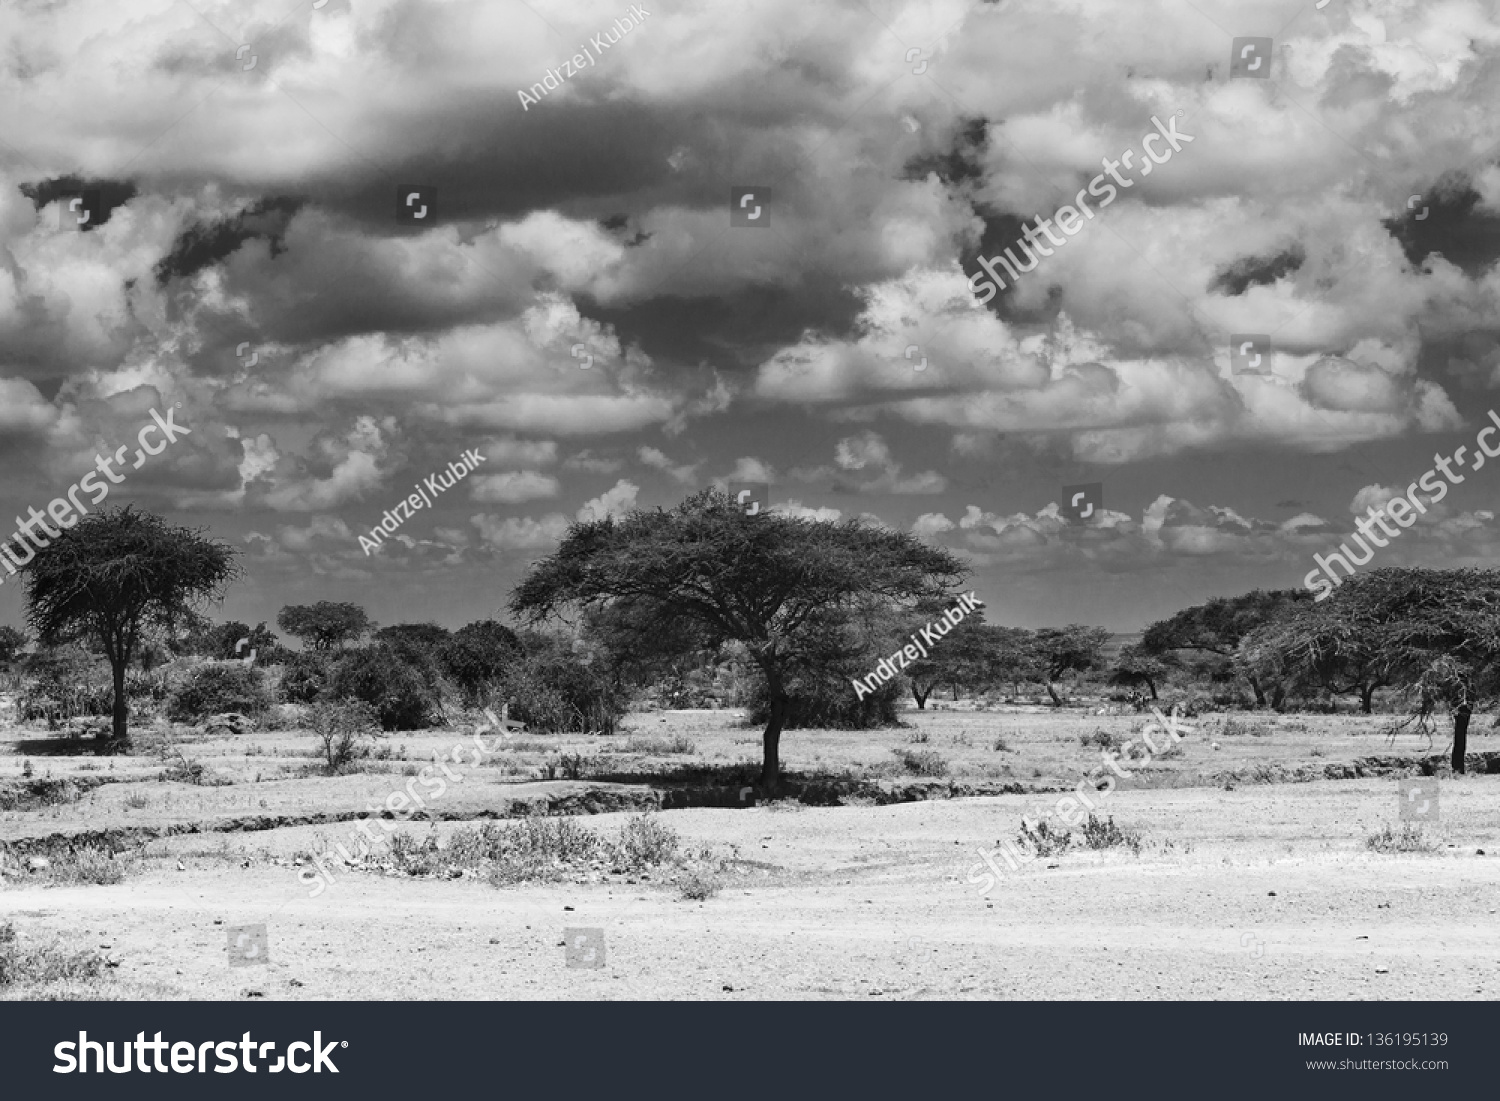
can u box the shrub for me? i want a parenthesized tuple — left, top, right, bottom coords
(503, 648, 626, 735)
(678, 868, 721, 900)
(1080, 727, 1121, 750)
(1366, 824, 1437, 854)
(167, 662, 270, 723)
(1078, 814, 1142, 854)
(1018, 819, 1072, 857)
(612, 815, 679, 871)
(440, 621, 523, 706)
(905, 729, 931, 744)
(277, 651, 333, 704)
(992, 736, 1011, 752)
(891, 747, 948, 776)
(311, 699, 382, 773)
(329, 645, 439, 731)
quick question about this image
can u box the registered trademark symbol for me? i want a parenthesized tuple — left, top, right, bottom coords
(341, 1041, 348, 1047)
(1176, 109, 1184, 116)
(175, 402, 181, 408)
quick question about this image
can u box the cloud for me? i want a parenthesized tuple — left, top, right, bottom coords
(470, 470, 561, 503)
(577, 479, 639, 521)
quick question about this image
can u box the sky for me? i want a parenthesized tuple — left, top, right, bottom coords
(0, 0, 1498, 634)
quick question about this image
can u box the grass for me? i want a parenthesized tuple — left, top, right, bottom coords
(0, 778, 82, 812)
(382, 814, 684, 885)
(905, 729, 931, 744)
(0, 923, 111, 988)
(1365, 824, 1438, 853)
(0, 845, 134, 887)
(619, 735, 697, 755)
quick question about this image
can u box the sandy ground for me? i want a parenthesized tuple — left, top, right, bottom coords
(4, 775, 1498, 1000)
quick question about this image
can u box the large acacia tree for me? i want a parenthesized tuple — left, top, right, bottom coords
(509, 489, 966, 791)
(1142, 589, 1310, 706)
(19, 507, 239, 750)
(1250, 568, 1500, 772)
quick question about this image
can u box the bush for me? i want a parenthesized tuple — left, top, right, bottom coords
(613, 815, 679, 871)
(1078, 813, 1142, 854)
(440, 621, 523, 705)
(678, 868, 721, 900)
(311, 699, 382, 773)
(891, 747, 948, 776)
(1018, 819, 1073, 857)
(1080, 727, 1121, 750)
(1366, 824, 1437, 853)
(503, 648, 626, 735)
(277, 651, 333, 704)
(329, 645, 439, 731)
(167, 662, 270, 723)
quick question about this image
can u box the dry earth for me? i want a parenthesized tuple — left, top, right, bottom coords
(2, 707, 1497, 1000)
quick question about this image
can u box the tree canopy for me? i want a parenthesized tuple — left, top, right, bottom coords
(18, 506, 239, 748)
(277, 601, 372, 650)
(510, 488, 966, 790)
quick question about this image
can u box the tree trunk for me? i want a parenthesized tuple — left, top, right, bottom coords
(951, 683, 958, 702)
(760, 689, 785, 793)
(110, 657, 130, 753)
(1145, 676, 1158, 701)
(1045, 679, 1061, 707)
(912, 684, 930, 710)
(1271, 683, 1286, 712)
(1452, 705, 1470, 775)
(1247, 675, 1266, 708)
(1359, 683, 1376, 715)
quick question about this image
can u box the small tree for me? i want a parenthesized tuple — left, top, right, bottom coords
(1030, 625, 1111, 707)
(1108, 642, 1168, 701)
(312, 698, 381, 773)
(510, 489, 965, 792)
(18, 507, 239, 750)
(440, 620, 524, 705)
(276, 601, 371, 651)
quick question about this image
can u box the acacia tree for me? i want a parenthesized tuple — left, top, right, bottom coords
(1251, 568, 1500, 772)
(1142, 589, 1310, 706)
(19, 507, 239, 750)
(277, 601, 371, 650)
(1108, 642, 1168, 701)
(1030, 625, 1111, 706)
(509, 489, 965, 791)
(1239, 603, 1388, 713)
(904, 609, 998, 709)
